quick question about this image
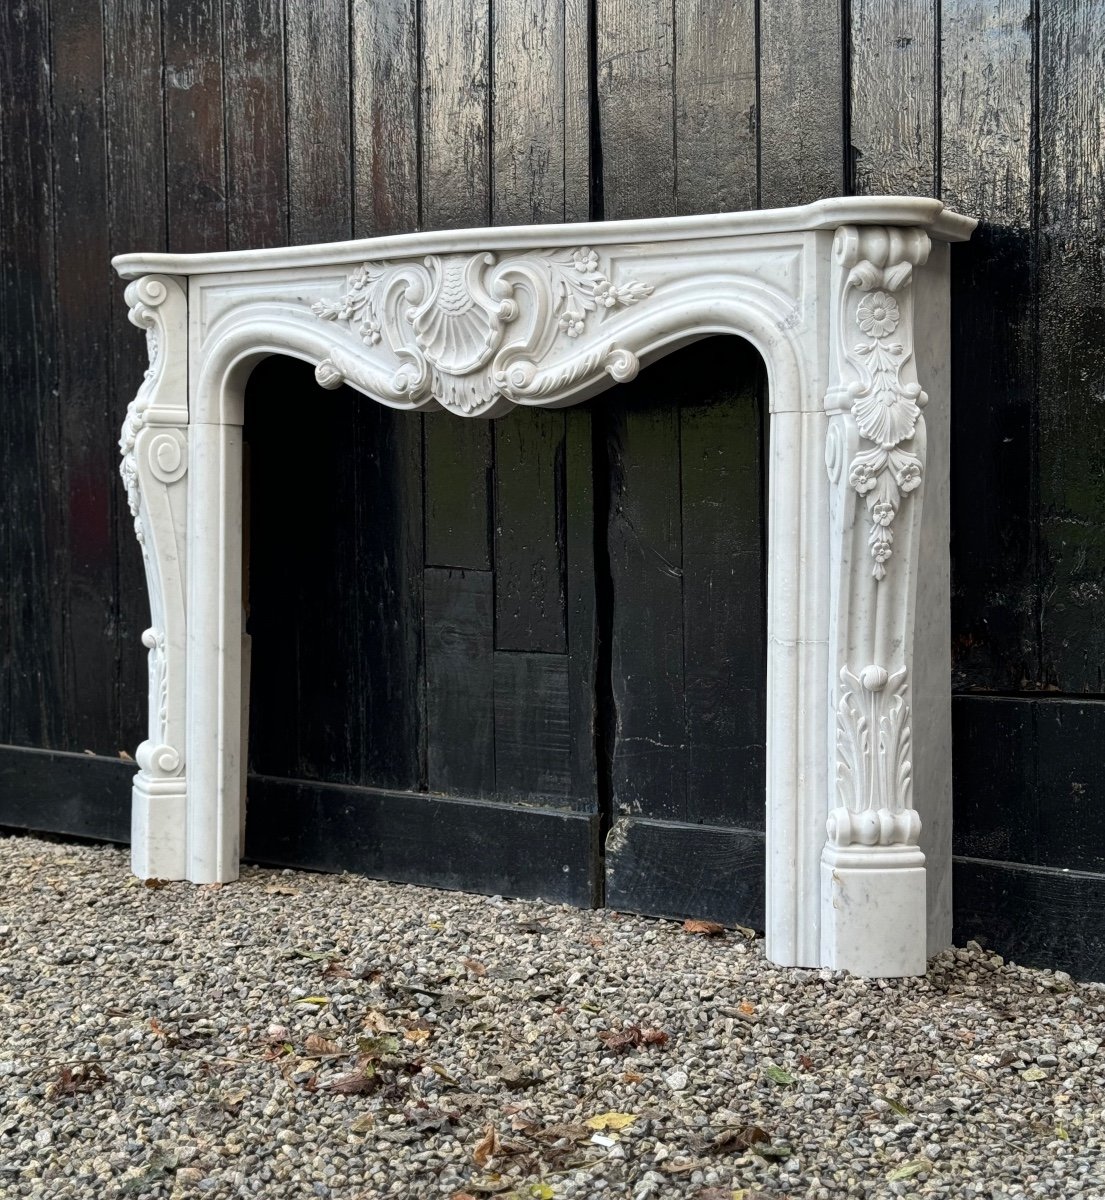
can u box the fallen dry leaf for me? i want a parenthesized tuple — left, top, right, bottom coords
(328, 1066, 377, 1095)
(48, 1061, 110, 1098)
(623, 1070, 643, 1083)
(584, 1112, 637, 1132)
(661, 1158, 711, 1175)
(221, 1087, 250, 1114)
(357, 1034, 400, 1060)
(404, 1027, 432, 1044)
(362, 1011, 398, 1034)
(304, 1033, 340, 1056)
(349, 1113, 375, 1134)
(683, 919, 725, 936)
(143, 878, 171, 890)
(708, 1125, 769, 1153)
(462, 957, 488, 976)
(473, 1124, 500, 1168)
(598, 1025, 669, 1052)
(321, 961, 352, 980)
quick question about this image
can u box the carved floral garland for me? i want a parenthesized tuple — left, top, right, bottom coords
(841, 261, 926, 580)
(311, 247, 654, 414)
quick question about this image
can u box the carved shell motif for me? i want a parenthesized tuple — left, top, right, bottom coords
(411, 254, 514, 375)
(311, 247, 653, 416)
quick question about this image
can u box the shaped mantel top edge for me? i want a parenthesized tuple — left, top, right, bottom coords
(112, 197, 976, 280)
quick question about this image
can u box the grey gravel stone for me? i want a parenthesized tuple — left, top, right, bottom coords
(2, 834, 1104, 1199)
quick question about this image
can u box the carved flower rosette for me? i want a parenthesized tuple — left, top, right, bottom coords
(310, 247, 654, 416)
(829, 252, 928, 581)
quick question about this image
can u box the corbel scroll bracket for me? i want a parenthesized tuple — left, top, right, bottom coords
(118, 274, 190, 879)
(821, 225, 931, 975)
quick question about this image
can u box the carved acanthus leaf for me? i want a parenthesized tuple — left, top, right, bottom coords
(828, 664, 918, 847)
(311, 247, 654, 416)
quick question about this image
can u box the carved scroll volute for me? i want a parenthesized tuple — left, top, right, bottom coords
(824, 227, 930, 854)
(118, 274, 189, 784)
(311, 246, 654, 416)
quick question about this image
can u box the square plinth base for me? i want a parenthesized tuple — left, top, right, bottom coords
(821, 848, 927, 977)
(131, 774, 187, 881)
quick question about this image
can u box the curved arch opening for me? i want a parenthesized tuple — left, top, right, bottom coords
(239, 335, 769, 930)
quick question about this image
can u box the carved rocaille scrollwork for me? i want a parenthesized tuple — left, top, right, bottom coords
(311, 247, 654, 416)
(118, 274, 189, 788)
(827, 664, 919, 847)
(826, 225, 930, 581)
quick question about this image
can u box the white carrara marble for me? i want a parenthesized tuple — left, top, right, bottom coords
(113, 197, 976, 977)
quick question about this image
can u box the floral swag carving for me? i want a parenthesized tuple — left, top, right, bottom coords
(311, 247, 654, 415)
(828, 227, 930, 580)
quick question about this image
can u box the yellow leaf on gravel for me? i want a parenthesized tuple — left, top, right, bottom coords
(584, 1112, 637, 1131)
(295, 996, 329, 1007)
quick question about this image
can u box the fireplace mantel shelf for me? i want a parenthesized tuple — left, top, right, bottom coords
(114, 196, 976, 977)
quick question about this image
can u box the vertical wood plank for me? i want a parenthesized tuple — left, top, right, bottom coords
(425, 568, 496, 795)
(493, 652, 572, 803)
(163, 0, 227, 252)
(489, 0, 593, 809)
(941, 0, 1037, 689)
(419, 0, 492, 579)
(681, 341, 765, 828)
(224, 0, 288, 250)
(277, 1, 356, 783)
(350, 0, 426, 790)
(421, 0, 491, 232)
(352, 0, 420, 237)
(242, 360, 306, 781)
(492, 0, 579, 225)
(50, 0, 116, 751)
(598, 0, 683, 825)
(494, 410, 567, 653)
(0, 0, 60, 747)
(566, 405, 598, 806)
(595, 0, 675, 219)
(419, 0, 494, 795)
(850, 0, 938, 195)
(563, 0, 591, 224)
(424, 419, 493, 570)
(758, 0, 845, 206)
(606, 376, 687, 822)
(104, 0, 168, 749)
(674, 0, 758, 214)
(1037, 0, 1105, 691)
(286, 0, 351, 244)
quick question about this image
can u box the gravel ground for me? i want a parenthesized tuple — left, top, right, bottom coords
(1, 835, 1103, 1200)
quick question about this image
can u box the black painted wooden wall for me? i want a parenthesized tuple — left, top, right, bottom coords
(2, 0, 1104, 976)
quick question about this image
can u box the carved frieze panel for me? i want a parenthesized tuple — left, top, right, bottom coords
(310, 247, 654, 416)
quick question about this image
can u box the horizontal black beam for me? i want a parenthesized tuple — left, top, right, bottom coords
(0, 743, 131, 843)
(243, 774, 601, 907)
(953, 693, 1105, 874)
(605, 816, 765, 930)
(953, 855, 1105, 982)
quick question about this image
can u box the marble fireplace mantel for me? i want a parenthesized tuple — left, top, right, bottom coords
(113, 196, 976, 977)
